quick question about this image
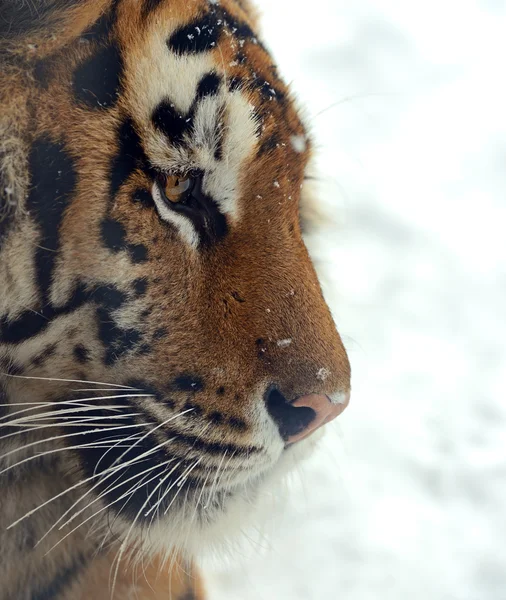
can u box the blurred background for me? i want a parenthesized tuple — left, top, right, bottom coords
(207, 1, 506, 599)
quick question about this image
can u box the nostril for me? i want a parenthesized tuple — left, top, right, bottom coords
(264, 387, 316, 441)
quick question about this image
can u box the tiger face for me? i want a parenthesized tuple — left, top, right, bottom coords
(0, 0, 350, 553)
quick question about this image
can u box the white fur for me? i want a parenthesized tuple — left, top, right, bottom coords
(124, 19, 259, 233)
(151, 182, 199, 248)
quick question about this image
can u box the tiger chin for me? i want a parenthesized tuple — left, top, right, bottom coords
(0, 0, 351, 598)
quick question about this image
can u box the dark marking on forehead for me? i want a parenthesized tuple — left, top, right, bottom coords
(152, 101, 192, 147)
(196, 72, 222, 98)
(172, 375, 204, 393)
(73, 344, 91, 363)
(26, 136, 77, 308)
(216, 386, 225, 395)
(168, 13, 221, 54)
(73, 42, 123, 109)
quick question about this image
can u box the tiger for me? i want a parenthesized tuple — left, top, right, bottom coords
(0, 0, 351, 598)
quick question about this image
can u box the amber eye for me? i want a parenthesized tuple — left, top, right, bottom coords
(163, 174, 193, 203)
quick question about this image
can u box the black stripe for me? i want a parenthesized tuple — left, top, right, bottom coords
(0, 282, 89, 344)
(73, 42, 123, 109)
(164, 426, 260, 457)
(110, 118, 151, 199)
(26, 136, 77, 307)
(31, 552, 88, 600)
(141, 0, 164, 21)
(81, 0, 120, 41)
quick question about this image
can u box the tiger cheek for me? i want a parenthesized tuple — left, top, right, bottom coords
(0, 1, 351, 598)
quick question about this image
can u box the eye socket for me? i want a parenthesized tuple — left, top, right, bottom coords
(162, 174, 195, 204)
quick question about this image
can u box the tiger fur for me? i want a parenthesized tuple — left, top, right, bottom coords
(0, 0, 351, 598)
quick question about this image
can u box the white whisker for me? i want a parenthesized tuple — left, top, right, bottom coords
(43, 465, 166, 557)
(94, 408, 194, 477)
(0, 373, 138, 389)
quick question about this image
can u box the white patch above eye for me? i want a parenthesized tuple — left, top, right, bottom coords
(124, 20, 260, 226)
(151, 183, 199, 249)
(124, 25, 216, 118)
(199, 91, 259, 220)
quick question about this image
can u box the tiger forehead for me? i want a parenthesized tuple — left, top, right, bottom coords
(116, 0, 308, 151)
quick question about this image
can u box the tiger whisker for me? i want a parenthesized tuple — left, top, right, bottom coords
(0, 405, 136, 426)
(6, 411, 141, 425)
(35, 450, 152, 546)
(0, 373, 138, 389)
(5, 433, 172, 531)
(145, 420, 212, 521)
(43, 464, 167, 557)
(0, 393, 152, 423)
(0, 436, 146, 478)
(203, 449, 230, 510)
(0, 421, 152, 443)
(161, 458, 203, 517)
(59, 460, 173, 534)
(0, 417, 145, 461)
(110, 463, 188, 596)
(93, 408, 194, 477)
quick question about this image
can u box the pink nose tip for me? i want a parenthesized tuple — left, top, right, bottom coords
(287, 391, 350, 443)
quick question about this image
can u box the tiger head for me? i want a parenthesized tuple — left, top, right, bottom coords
(0, 0, 350, 552)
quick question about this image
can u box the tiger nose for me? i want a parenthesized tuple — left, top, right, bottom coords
(265, 388, 350, 443)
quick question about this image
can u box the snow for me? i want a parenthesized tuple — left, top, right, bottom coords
(206, 1, 506, 599)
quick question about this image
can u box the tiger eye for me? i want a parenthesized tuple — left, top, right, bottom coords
(164, 175, 192, 203)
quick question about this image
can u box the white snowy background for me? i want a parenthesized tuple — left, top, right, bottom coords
(206, 1, 506, 599)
